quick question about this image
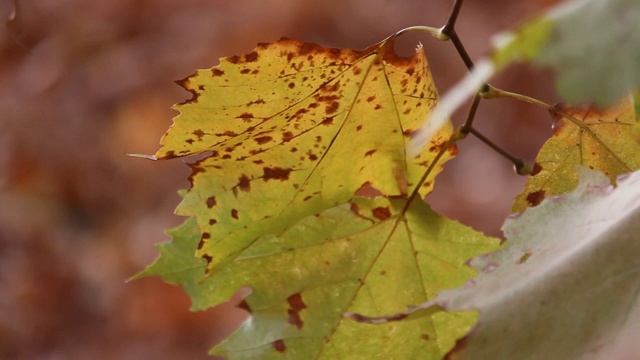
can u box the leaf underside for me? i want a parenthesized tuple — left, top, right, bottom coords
(440, 169, 640, 359)
(492, 0, 640, 107)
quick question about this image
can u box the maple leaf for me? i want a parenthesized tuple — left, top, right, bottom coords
(150, 37, 455, 271)
(512, 94, 640, 212)
(367, 168, 640, 359)
(138, 197, 501, 359)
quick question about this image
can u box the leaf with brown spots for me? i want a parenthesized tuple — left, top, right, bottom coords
(513, 94, 640, 212)
(137, 196, 499, 358)
(150, 37, 454, 273)
(374, 169, 640, 360)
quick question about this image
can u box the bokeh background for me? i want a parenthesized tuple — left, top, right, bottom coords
(1, 0, 559, 358)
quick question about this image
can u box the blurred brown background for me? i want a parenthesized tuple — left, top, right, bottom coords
(0, 0, 559, 358)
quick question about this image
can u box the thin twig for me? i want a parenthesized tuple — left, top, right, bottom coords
(469, 127, 530, 175)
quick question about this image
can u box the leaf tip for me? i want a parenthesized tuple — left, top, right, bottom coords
(127, 153, 158, 160)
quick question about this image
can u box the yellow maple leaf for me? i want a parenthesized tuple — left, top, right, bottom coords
(152, 37, 454, 270)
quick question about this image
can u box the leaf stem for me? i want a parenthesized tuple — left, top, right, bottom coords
(468, 127, 531, 175)
(482, 85, 586, 129)
(392, 26, 447, 41)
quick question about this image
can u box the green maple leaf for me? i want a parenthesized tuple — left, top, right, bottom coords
(139, 197, 501, 359)
(513, 94, 640, 212)
(394, 168, 640, 359)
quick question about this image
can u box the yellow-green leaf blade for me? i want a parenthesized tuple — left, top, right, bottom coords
(513, 94, 640, 212)
(199, 197, 501, 359)
(132, 217, 209, 305)
(155, 38, 454, 272)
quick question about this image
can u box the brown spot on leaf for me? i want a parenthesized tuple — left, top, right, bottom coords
(316, 94, 340, 103)
(325, 102, 339, 114)
(518, 252, 532, 264)
(531, 162, 542, 176)
(247, 98, 265, 106)
(263, 167, 292, 181)
(212, 68, 224, 76)
(307, 151, 318, 161)
(421, 334, 430, 341)
(215, 130, 238, 137)
(273, 340, 286, 353)
(228, 55, 240, 64)
(406, 67, 415, 76)
(356, 182, 384, 198)
(231, 209, 239, 219)
(162, 151, 177, 159)
(254, 135, 273, 145)
(244, 51, 258, 62)
(374, 104, 382, 110)
(179, 86, 200, 105)
(403, 128, 415, 137)
(372, 207, 391, 220)
(323, 82, 340, 93)
(282, 131, 294, 142)
(321, 117, 334, 126)
(288, 82, 295, 89)
(209, 219, 217, 225)
(237, 113, 254, 121)
(356, 125, 363, 131)
(206, 197, 217, 208)
(526, 190, 545, 207)
(364, 150, 376, 157)
(197, 237, 205, 250)
(287, 293, 307, 329)
(240, 68, 251, 74)
(237, 300, 252, 313)
(353, 67, 362, 75)
(366, 96, 376, 103)
(192, 129, 204, 140)
(238, 175, 251, 192)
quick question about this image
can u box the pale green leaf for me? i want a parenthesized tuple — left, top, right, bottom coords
(365, 168, 640, 359)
